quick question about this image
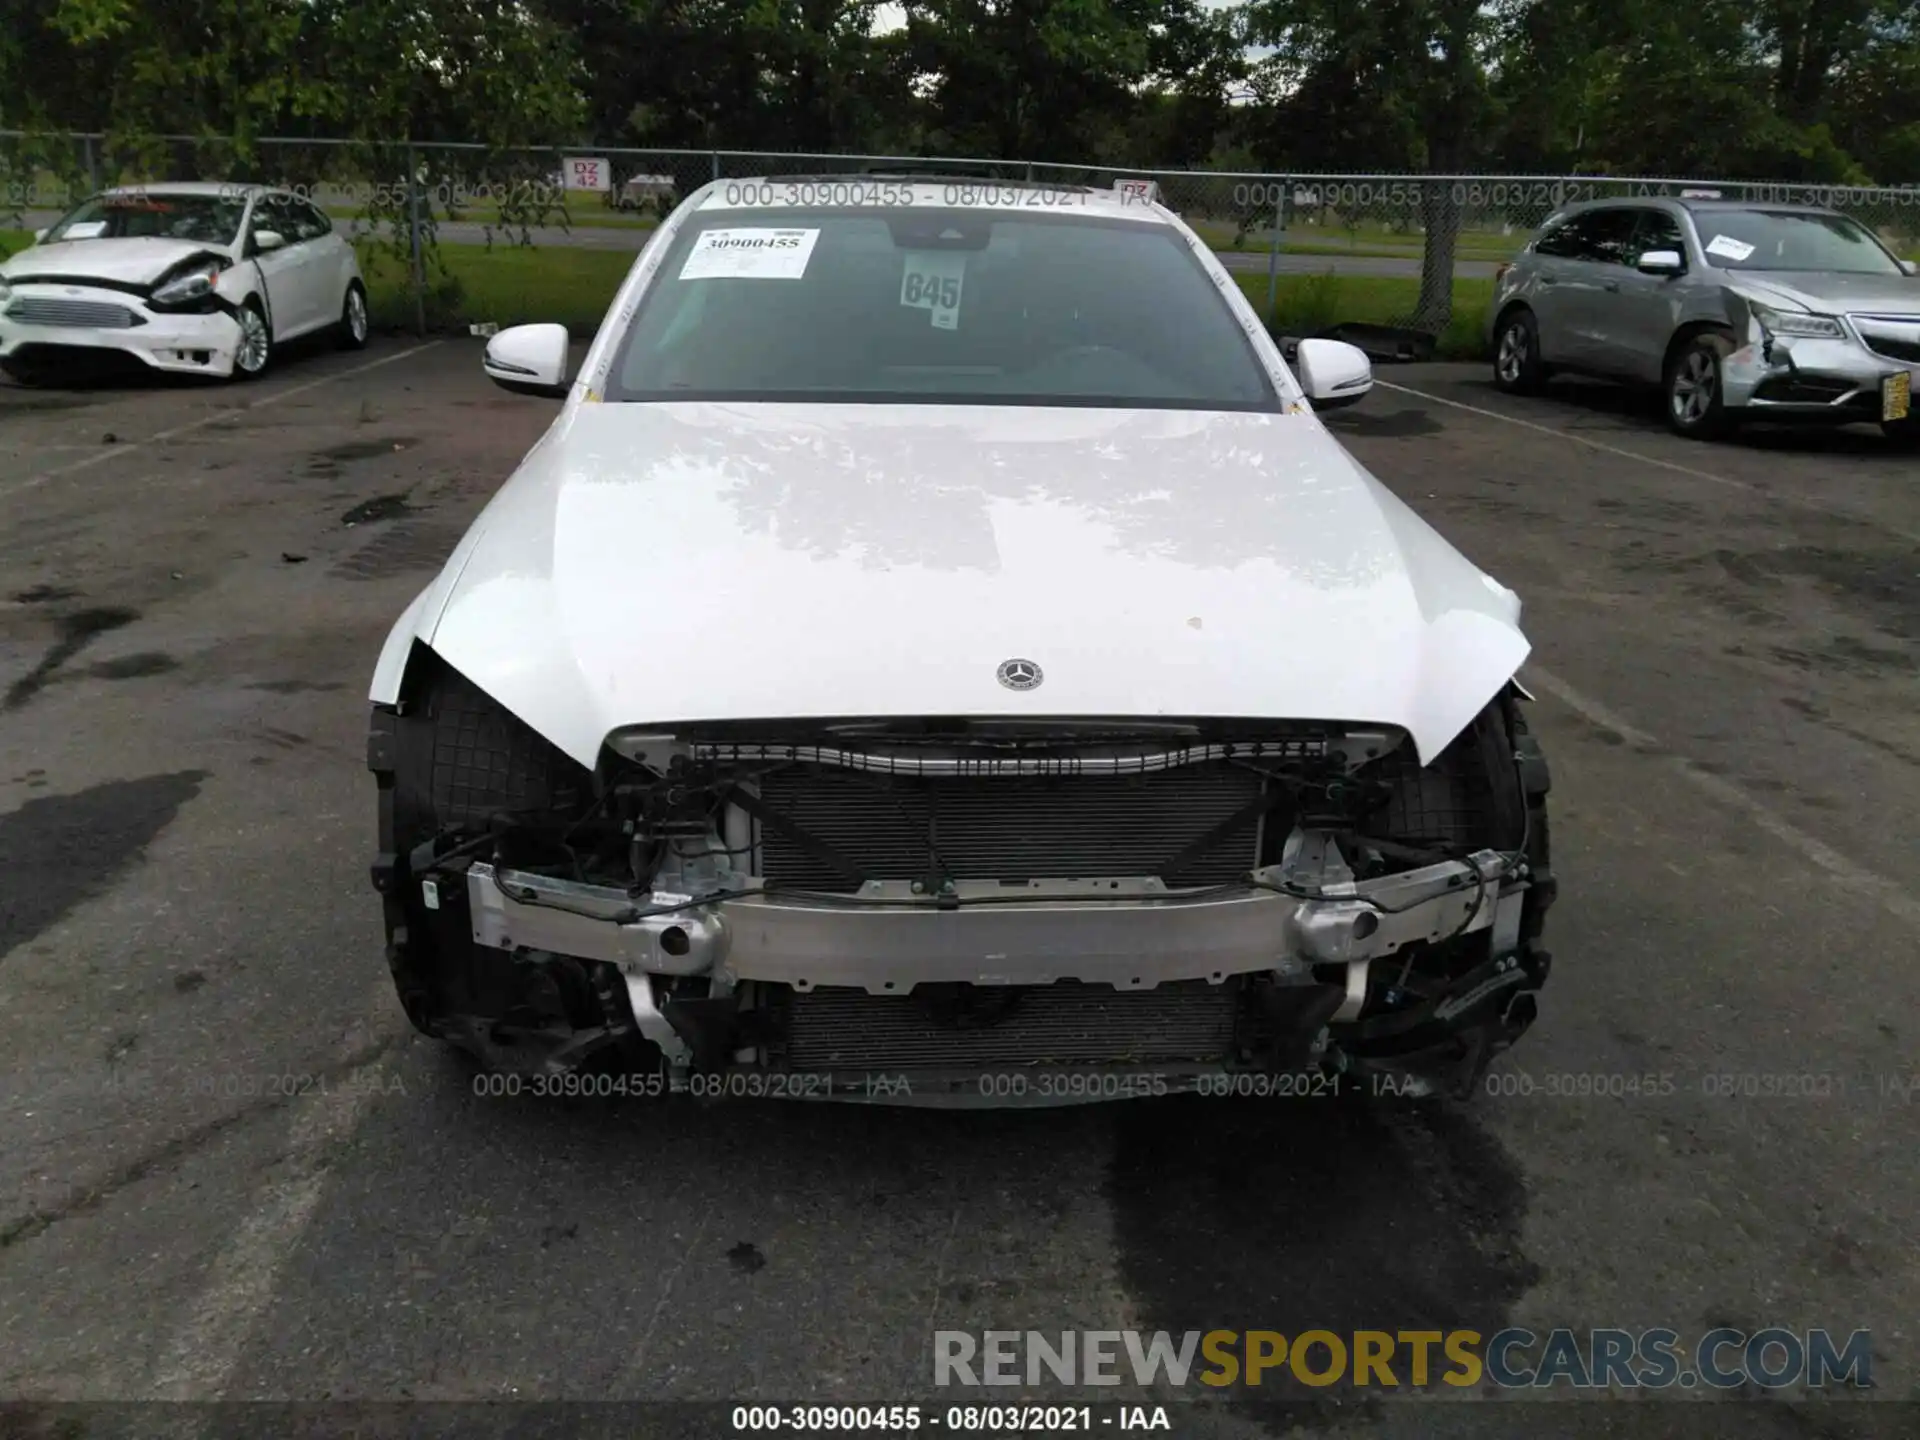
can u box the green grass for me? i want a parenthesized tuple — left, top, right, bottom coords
(355, 239, 637, 332)
(6, 226, 1501, 357)
(330, 203, 661, 232)
(1183, 218, 1518, 263)
(352, 237, 1498, 360)
(1233, 272, 1494, 359)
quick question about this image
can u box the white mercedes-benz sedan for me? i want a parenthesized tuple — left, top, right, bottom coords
(0, 182, 367, 384)
(366, 176, 1557, 1106)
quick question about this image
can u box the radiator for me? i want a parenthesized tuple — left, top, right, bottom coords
(752, 762, 1267, 890)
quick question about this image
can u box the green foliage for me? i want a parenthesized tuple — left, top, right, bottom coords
(3, 0, 1915, 331)
(4, 0, 1913, 186)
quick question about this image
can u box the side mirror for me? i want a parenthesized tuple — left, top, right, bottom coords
(253, 229, 286, 252)
(1294, 338, 1372, 410)
(31, 227, 46, 242)
(483, 323, 572, 398)
(1637, 249, 1684, 275)
(1901, 258, 1918, 276)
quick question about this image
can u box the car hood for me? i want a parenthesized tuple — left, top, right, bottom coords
(418, 402, 1530, 768)
(2, 237, 227, 286)
(1731, 270, 1920, 315)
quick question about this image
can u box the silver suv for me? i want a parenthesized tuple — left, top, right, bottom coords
(1487, 197, 1920, 445)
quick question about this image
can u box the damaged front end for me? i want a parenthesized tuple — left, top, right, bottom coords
(370, 662, 1555, 1104)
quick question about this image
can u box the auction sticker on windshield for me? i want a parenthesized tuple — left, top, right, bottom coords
(1705, 234, 1756, 262)
(900, 250, 965, 329)
(680, 227, 820, 280)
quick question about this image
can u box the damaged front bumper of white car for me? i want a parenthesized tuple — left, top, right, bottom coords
(373, 708, 1556, 1107)
(449, 846, 1540, 1105)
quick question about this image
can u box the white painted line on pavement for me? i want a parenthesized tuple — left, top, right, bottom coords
(2, 342, 443, 501)
(149, 978, 406, 1401)
(617, 1207, 716, 1395)
(1374, 380, 1760, 492)
(1374, 378, 1920, 547)
(1529, 664, 1920, 930)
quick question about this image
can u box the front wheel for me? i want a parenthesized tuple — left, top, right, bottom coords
(1663, 330, 1735, 440)
(0, 357, 49, 387)
(1492, 309, 1548, 395)
(337, 282, 370, 351)
(232, 300, 273, 381)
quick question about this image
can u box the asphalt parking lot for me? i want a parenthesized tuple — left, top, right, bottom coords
(0, 338, 1915, 1439)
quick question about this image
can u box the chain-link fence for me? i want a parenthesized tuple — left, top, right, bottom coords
(4, 132, 1917, 349)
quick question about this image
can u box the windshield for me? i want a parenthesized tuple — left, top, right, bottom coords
(607, 207, 1278, 410)
(1692, 210, 1903, 274)
(42, 191, 248, 246)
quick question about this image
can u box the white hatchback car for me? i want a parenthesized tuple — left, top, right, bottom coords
(0, 182, 368, 384)
(367, 176, 1557, 1105)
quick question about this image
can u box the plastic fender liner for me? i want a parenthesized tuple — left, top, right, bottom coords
(367, 703, 436, 1034)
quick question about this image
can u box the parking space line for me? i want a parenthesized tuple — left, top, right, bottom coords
(1529, 664, 1920, 931)
(148, 978, 406, 1401)
(1, 342, 443, 501)
(1373, 380, 1760, 492)
(616, 1207, 716, 1393)
(1375, 378, 1920, 548)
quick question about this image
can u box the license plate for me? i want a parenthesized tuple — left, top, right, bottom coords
(1885, 370, 1912, 422)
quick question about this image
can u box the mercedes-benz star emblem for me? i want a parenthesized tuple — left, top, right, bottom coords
(996, 658, 1043, 691)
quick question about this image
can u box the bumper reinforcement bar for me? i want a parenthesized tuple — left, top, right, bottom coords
(464, 852, 1524, 994)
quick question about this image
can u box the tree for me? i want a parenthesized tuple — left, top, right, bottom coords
(1244, 0, 1498, 332)
(14, 0, 583, 147)
(898, 0, 1159, 163)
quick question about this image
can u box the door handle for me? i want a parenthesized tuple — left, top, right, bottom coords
(1604, 280, 1620, 293)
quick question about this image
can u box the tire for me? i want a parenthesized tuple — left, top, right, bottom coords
(1491, 308, 1549, 395)
(373, 657, 602, 1053)
(336, 281, 370, 351)
(1882, 415, 1920, 450)
(1663, 329, 1736, 440)
(0, 357, 48, 387)
(232, 298, 273, 381)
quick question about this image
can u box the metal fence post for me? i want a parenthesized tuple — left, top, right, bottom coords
(711, 151, 720, 182)
(1265, 177, 1286, 323)
(81, 134, 97, 195)
(406, 142, 426, 337)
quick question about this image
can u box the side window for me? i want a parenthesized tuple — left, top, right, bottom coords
(1631, 209, 1685, 262)
(1532, 213, 1585, 259)
(297, 200, 332, 242)
(1534, 209, 1639, 263)
(253, 195, 293, 244)
(1579, 208, 1641, 265)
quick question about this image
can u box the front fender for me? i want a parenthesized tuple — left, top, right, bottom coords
(369, 587, 434, 706)
(368, 517, 493, 706)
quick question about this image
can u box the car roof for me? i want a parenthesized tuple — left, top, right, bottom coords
(1678, 198, 1845, 216)
(694, 176, 1170, 224)
(1558, 195, 1844, 220)
(95, 181, 269, 199)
